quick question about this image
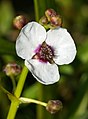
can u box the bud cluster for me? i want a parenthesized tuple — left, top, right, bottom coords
(39, 9, 62, 29)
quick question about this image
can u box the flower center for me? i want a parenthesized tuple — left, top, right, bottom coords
(33, 41, 54, 64)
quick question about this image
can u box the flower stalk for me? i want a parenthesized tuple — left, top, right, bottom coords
(20, 97, 47, 107)
(7, 66, 28, 119)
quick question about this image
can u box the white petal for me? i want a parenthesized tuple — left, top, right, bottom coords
(16, 22, 46, 60)
(46, 27, 77, 65)
(25, 60, 60, 85)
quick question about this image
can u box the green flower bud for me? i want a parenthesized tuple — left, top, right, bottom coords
(13, 15, 27, 30)
(46, 100, 63, 114)
(39, 16, 48, 25)
(3, 63, 21, 76)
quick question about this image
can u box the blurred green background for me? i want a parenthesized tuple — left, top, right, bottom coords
(0, 0, 88, 119)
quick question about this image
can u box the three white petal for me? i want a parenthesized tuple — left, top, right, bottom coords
(16, 22, 76, 85)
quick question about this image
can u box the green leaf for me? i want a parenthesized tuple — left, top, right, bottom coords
(70, 111, 88, 119)
(66, 74, 88, 119)
(0, 1, 14, 35)
(60, 65, 74, 75)
(78, 39, 88, 63)
(0, 38, 16, 55)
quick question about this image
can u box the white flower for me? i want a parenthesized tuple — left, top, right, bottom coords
(16, 22, 76, 85)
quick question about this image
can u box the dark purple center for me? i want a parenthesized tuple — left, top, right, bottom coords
(33, 41, 54, 64)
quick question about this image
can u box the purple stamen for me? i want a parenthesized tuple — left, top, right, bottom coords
(33, 41, 54, 64)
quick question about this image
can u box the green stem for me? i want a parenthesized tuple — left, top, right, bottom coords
(33, 0, 39, 21)
(10, 75, 16, 92)
(20, 97, 47, 107)
(7, 101, 20, 119)
(7, 65, 28, 119)
(0, 85, 12, 95)
(36, 84, 43, 119)
(14, 66, 28, 98)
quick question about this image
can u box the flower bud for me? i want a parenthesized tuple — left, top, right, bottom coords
(3, 63, 21, 76)
(39, 16, 48, 25)
(13, 15, 27, 30)
(45, 9, 57, 21)
(50, 15, 62, 27)
(46, 100, 63, 114)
